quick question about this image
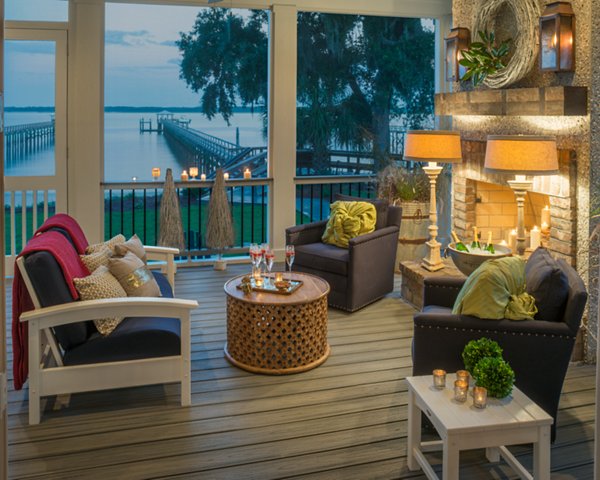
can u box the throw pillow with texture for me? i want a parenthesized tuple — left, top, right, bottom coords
(73, 265, 127, 336)
(108, 251, 161, 297)
(335, 193, 389, 230)
(80, 248, 112, 272)
(322, 201, 377, 248)
(452, 256, 538, 320)
(85, 234, 126, 255)
(525, 247, 568, 322)
(113, 234, 147, 263)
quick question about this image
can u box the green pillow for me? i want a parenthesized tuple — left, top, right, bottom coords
(322, 201, 377, 248)
(452, 256, 537, 321)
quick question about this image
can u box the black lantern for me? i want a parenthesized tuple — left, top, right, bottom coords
(444, 27, 470, 82)
(540, 2, 575, 71)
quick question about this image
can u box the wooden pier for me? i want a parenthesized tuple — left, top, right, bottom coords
(4, 121, 55, 161)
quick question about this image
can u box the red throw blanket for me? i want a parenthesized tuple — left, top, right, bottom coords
(35, 213, 89, 254)
(12, 231, 90, 390)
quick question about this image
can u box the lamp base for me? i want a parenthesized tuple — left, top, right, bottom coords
(421, 239, 445, 272)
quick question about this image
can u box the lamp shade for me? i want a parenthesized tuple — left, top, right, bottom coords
(484, 135, 559, 175)
(404, 130, 462, 163)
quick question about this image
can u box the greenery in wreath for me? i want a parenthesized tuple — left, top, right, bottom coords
(461, 337, 503, 373)
(459, 30, 511, 87)
(462, 337, 515, 398)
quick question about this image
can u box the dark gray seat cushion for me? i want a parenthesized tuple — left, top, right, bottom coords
(525, 247, 568, 322)
(295, 242, 349, 276)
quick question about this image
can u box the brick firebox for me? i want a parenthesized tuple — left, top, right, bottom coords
(453, 140, 577, 264)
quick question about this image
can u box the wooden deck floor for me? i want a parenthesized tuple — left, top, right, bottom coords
(5, 264, 596, 479)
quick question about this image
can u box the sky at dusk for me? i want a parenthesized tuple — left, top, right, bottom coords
(5, 2, 227, 107)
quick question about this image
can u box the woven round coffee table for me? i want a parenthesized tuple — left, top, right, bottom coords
(224, 272, 330, 374)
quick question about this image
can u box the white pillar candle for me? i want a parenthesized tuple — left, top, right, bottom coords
(180, 170, 189, 182)
(508, 229, 517, 252)
(243, 168, 252, 179)
(200, 173, 207, 182)
(530, 226, 541, 250)
(223, 172, 230, 180)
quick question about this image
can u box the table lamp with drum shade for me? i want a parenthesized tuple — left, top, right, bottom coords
(404, 130, 463, 272)
(484, 135, 558, 256)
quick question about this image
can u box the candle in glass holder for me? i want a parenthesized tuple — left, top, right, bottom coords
(244, 168, 252, 179)
(151, 167, 161, 180)
(200, 173, 207, 182)
(275, 272, 283, 282)
(189, 167, 198, 179)
(473, 386, 487, 409)
(253, 270, 264, 288)
(181, 170, 189, 182)
(541, 205, 550, 228)
(223, 172, 230, 180)
(454, 380, 468, 402)
(456, 370, 470, 384)
(432, 369, 446, 389)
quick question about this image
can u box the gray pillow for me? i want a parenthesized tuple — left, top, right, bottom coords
(525, 247, 568, 323)
(334, 193, 389, 230)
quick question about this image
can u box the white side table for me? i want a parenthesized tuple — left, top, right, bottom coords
(406, 375, 553, 480)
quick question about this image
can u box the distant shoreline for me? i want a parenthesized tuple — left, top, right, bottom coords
(6, 106, 265, 114)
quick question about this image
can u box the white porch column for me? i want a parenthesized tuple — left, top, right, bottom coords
(268, 4, 297, 259)
(68, 0, 105, 243)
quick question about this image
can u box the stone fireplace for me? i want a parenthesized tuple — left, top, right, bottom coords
(453, 139, 577, 264)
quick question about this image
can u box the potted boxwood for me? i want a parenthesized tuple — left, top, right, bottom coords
(462, 337, 515, 399)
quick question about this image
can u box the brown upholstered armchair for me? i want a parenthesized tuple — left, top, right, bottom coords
(285, 196, 402, 312)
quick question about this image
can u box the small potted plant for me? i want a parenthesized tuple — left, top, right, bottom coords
(376, 165, 430, 266)
(472, 356, 515, 398)
(462, 337, 503, 373)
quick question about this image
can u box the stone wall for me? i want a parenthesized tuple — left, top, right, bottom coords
(449, 0, 594, 360)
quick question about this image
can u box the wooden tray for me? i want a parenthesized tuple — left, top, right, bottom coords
(236, 277, 303, 295)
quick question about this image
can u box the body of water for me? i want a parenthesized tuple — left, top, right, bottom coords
(4, 111, 266, 182)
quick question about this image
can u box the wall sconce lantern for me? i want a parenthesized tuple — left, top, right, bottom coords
(540, 2, 575, 72)
(445, 27, 470, 82)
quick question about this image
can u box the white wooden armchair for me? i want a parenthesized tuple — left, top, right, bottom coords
(17, 245, 198, 425)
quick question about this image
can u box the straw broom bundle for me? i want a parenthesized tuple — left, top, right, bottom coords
(206, 168, 234, 270)
(158, 168, 185, 251)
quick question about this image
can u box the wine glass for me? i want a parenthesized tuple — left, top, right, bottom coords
(260, 243, 269, 267)
(249, 243, 260, 273)
(264, 248, 275, 286)
(285, 245, 295, 274)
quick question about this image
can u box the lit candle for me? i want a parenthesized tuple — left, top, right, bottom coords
(189, 167, 198, 179)
(541, 221, 549, 235)
(432, 369, 446, 389)
(456, 370, 470, 384)
(499, 239, 508, 247)
(223, 172, 230, 181)
(530, 225, 541, 250)
(151, 167, 161, 180)
(508, 229, 517, 252)
(541, 205, 550, 228)
(132, 176, 137, 182)
(181, 170, 189, 182)
(454, 380, 468, 403)
(244, 168, 252, 179)
(200, 173, 207, 182)
(275, 272, 283, 283)
(473, 386, 487, 409)
(253, 270, 263, 288)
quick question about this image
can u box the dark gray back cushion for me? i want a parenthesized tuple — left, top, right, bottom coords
(24, 251, 93, 350)
(334, 193, 389, 230)
(556, 258, 587, 333)
(525, 247, 568, 323)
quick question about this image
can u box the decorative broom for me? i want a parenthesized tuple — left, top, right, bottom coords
(206, 168, 234, 270)
(158, 168, 185, 251)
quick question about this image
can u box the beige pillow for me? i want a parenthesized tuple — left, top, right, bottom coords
(108, 251, 161, 297)
(73, 266, 127, 336)
(114, 234, 147, 263)
(86, 234, 126, 255)
(80, 249, 112, 272)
